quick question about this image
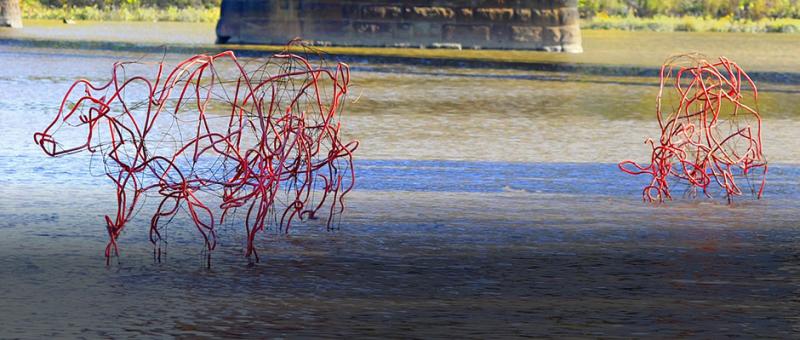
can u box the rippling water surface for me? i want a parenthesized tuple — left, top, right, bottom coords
(1, 45, 799, 337)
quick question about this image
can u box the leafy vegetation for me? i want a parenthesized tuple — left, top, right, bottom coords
(583, 13, 800, 32)
(20, 0, 220, 22)
(579, 0, 800, 32)
(579, 0, 800, 19)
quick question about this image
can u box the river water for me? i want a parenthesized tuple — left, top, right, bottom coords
(1, 40, 799, 337)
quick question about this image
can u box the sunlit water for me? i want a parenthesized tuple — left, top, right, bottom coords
(1, 45, 799, 337)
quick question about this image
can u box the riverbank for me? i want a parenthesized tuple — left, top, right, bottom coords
(3, 20, 800, 82)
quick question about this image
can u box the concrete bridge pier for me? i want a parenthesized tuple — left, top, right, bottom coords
(216, 0, 582, 53)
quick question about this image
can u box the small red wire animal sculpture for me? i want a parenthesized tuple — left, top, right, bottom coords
(619, 54, 767, 203)
(33, 44, 359, 265)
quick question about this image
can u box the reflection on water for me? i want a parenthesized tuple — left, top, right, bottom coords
(345, 68, 800, 163)
(1, 46, 799, 337)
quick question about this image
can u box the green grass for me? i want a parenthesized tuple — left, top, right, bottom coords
(21, 3, 219, 23)
(583, 14, 800, 33)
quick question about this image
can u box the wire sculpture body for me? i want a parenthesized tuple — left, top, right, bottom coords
(34, 46, 358, 264)
(619, 54, 767, 202)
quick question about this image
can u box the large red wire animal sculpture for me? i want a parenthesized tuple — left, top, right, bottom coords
(34, 44, 359, 265)
(619, 54, 767, 203)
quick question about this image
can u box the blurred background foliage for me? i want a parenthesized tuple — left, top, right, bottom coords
(20, 0, 220, 22)
(28, 0, 219, 9)
(579, 0, 800, 32)
(579, 0, 800, 19)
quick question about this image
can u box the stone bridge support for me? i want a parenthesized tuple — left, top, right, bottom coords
(216, 0, 582, 52)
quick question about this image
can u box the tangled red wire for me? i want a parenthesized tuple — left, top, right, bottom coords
(619, 54, 767, 202)
(34, 43, 358, 264)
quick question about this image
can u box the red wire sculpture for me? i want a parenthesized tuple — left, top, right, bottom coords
(34, 44, 359, 265)
(619, 54, 767, 203)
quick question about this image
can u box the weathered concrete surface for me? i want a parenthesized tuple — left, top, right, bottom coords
(216, 0, 582, 53)
(0, 0, 23, 28)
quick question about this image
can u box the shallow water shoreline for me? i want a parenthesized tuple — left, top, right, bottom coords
(4, 35, 800, 85)
(4, 20, 800, 82)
